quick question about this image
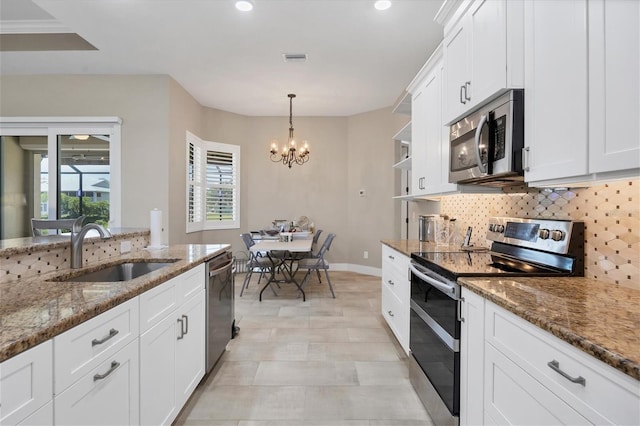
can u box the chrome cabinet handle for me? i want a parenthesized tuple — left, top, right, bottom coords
(92, 328, 119, 346)
(93, 361, 120, 381)
(460, 85, 466, 104)
(388, 310, 394, 317)
(388, 255, 395, 260)
(182, 314, 189, 335)
(387, 280, 394, 286)
(457, 297, 465, 323)
(177, 318, 184, 340)
(547, 360, 586, 386)
(464, 81, 471, 101)
(522, 146, 531, 172)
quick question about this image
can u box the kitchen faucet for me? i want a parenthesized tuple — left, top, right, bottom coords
(70, 216, 112, 268)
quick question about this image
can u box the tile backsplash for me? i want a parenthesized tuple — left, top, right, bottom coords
(439, 179, 639, 289)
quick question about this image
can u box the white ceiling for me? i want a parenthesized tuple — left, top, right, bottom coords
(0, 0, 444, 116)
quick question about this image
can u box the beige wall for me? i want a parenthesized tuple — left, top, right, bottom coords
(1, 74, 404, 270)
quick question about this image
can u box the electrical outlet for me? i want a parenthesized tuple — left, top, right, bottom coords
(363, 251, 369, 259)
(120, 240, 132, 253)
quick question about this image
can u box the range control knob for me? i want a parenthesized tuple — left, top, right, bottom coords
(496, 224, 505, 233)
(550, 230, 566, 241)
(489, 224, 496, 232)
(539, 229, 550, 240)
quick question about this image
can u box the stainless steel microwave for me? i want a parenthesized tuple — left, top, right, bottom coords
(449, 89, 524, 186)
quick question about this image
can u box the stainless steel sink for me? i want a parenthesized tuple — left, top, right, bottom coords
(51, 260, 177, 282)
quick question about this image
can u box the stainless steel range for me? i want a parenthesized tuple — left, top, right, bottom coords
(408, 217, 584, 426)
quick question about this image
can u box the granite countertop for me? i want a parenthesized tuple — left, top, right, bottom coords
(459, 277, 640, 381)
(0, 228, 149, 256)
(0, 243, 230, 363)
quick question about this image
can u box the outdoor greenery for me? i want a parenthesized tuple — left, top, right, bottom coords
(59, 194, 109, 227)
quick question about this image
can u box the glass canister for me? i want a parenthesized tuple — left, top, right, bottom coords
(418, 215, 437, 242)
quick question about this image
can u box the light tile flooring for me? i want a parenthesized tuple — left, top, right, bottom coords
(174, 270, 434, 426)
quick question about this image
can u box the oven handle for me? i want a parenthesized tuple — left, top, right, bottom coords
(474, 114, 489, 174)
(409, 262, 459, 300)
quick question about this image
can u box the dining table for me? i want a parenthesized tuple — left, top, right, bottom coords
(250, 236, 313, 301)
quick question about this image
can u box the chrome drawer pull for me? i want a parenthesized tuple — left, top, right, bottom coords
(177, 318, 184, 340)
(388, 310, 394, 317)
(182, 314, 189, 335)
(92, 328, 119, 346)
(388, 255, 395, 260)
(387, 280, 394, 286)
(547, 360, 586, 386)
(93, 361, 120, 381)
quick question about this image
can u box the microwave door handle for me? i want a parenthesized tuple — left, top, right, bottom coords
(474, 114, 489, 174)
(409, 263, 458, 299)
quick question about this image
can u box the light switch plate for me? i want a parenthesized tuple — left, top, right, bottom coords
(120, 240, 132, 253)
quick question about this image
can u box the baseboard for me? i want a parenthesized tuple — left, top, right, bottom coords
(330, 263, 382, 277)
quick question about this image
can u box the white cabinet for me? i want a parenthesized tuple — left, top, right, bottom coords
(380, 245, 410, 354)
(459, 288, 484, 426)
(459, 287, 640, 425)
(440, 0, 524, 124)
(175, 289, 206, 408)
(524, 0, 640, 185)
(523, 0, 589, 183)
(0, 341, 53, 426)
(588, 0, 640, 175)
(407, 44, 458, 198)
(139, 263, 205, 426)
(54, 340, 139, 426)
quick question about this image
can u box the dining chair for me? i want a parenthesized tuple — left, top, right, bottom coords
(296, 233, 336, 298)
(239, 233, 280, 297)
(31, 217, 83, 236)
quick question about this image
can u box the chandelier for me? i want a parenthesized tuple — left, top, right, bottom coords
(270, 93, 310, 168)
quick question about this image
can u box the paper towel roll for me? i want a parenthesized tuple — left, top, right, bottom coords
(149, 209, 162, 248)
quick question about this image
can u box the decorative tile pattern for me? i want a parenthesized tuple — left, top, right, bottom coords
(441, 179, 640, 289)
(0, 231, 151, 284)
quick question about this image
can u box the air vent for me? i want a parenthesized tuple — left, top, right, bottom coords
(282, 53, 307, 62)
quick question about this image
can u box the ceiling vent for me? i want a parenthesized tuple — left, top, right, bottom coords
(282, 53, 307, 63)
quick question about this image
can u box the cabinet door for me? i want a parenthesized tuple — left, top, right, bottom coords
(15, 402, 52, 426)
(524, 0, 589, 182)
(469, 0, 507, 106)
(443, 17, 471, 124)
(55, 339, 139, 426)
(484, 344, 590, 425)
(139, 312, 178, 426)
(411, 86, 429, 195)
(588, 0, 640, 173)
(459, 289, 485, 426)
(0, 341, 52, 426)
(175, 290, 206, 409)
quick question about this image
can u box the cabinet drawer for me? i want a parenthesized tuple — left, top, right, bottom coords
(0, 341, 52, 426)
(54, 297, 139, 394)
(139, 276, 178, 333)
(176, 264, 204, 305)
(486, 302, 640, 425)
(381, 245, 409, 276)
(381, 283, 408, 353)
(54, 339, 139, 426)
(382, 267, 409, 304)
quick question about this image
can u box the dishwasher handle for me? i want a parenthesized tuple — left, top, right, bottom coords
(208, 257, 233, 277)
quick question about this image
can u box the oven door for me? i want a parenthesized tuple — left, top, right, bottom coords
(409, 261, 461, 418)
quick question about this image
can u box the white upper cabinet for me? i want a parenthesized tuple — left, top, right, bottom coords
(439, 0, 524, 125)
(588, 0, 640, 174)
(524, 0, 640, 185)
(523, 0, 589, 183)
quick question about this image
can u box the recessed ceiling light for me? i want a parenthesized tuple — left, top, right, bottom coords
(374, 1, 392, 11)
(235, 0, 254, 12)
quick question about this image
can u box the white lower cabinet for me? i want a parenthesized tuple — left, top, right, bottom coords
(0, 341, 53, 426)
(54, 339, 139, 426)
(380, 245, 410, 354)
(460, 287, 640, 425)
(139, 264, 206, 426)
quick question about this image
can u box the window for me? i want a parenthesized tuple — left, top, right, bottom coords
(0, 117, 121, 239)
(186, 131, 240, 232)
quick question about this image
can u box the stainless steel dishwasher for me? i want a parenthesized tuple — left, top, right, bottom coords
(205, 251, 236, 373)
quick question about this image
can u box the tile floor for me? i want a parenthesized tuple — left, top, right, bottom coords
(174, 270, 434, 426)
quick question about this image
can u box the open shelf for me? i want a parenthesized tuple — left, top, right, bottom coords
(392, 121, 411, 142)
(393, 156, 412, 170)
